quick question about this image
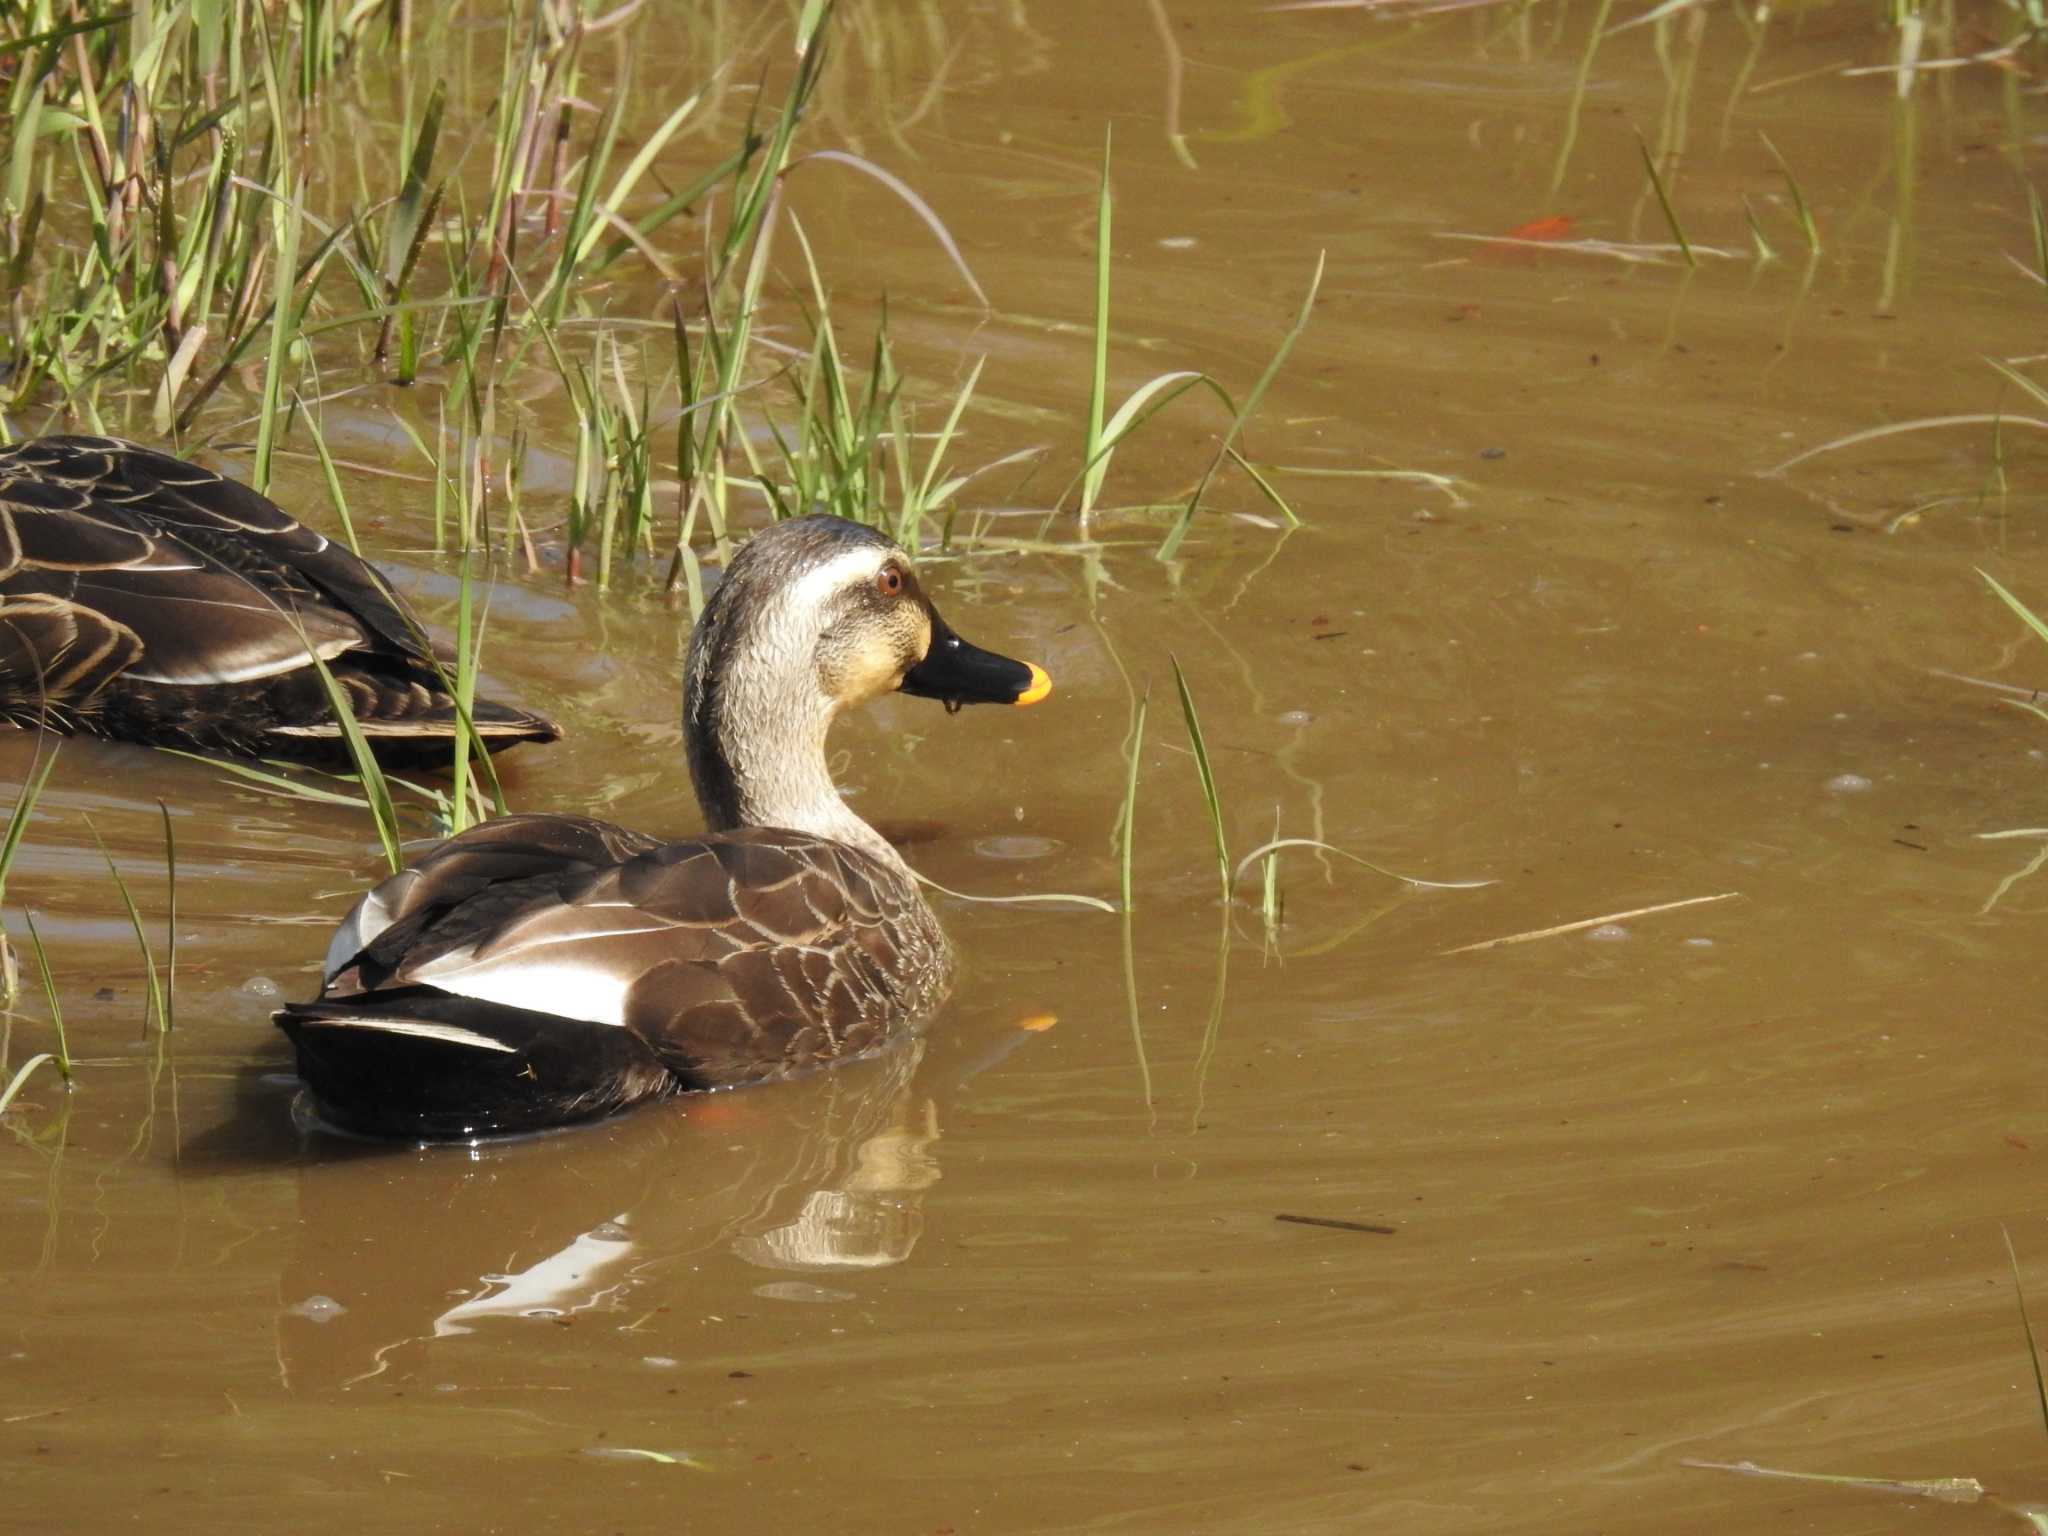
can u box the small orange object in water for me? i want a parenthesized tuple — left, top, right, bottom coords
(1017, 1013, 1058, 1033)
(1481, 215, 1575, 263)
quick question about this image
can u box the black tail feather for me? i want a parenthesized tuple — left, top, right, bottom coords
(275, 988, 673, 1140)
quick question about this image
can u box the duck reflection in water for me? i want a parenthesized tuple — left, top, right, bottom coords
(276, 1039, 944, 1390)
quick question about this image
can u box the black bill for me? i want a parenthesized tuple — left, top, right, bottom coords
(900, 612, 1052, 713)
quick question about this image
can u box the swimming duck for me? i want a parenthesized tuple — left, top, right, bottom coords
(275, 514, 1051, 1140)
(0, 435, 559, 765)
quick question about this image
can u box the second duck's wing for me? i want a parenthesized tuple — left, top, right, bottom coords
(0, 437, 560, 757)
(0, 436, 394, 693)
(322, 822, 947, 1089)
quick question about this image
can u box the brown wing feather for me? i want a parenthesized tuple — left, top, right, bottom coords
(327, 820, 950, 1091)
(0, 594, 144, 714)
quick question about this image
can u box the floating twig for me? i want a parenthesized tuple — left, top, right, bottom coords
(1680, 1459, 1982, 1504)
(1442, 892, 1740, 955)
(1275, 1213, 1396, 1235)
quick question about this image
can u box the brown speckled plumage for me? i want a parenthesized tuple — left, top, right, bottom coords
(277, 515, 1045, 1141)
(0, 435, 558, 765)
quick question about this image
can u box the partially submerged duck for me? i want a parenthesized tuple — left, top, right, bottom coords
(0, 435, 559, 766)
(276, 514, 1051, 1139)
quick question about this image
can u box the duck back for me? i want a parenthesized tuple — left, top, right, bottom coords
(0, 435, 558, 764)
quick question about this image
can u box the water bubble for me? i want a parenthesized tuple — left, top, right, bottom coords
(1827, 773, 1873, 794)
(241, 975, 281, 999)
(753, 1281, 856, 1305)
(974, 835, 1062, 861)
(1278, 710, 1315, 728)
(642, 1356, 679, 1370)
(286, 1294, 346, 1324)
(589, 1221, 630, 1243)
(1587, 924, 1629, 943)
(1683, 937, 1715, 949)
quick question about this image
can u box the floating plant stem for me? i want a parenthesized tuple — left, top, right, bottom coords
(1230, 837, 1494, 892)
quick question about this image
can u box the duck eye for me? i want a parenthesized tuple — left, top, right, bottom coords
(876, 565, 905, 598)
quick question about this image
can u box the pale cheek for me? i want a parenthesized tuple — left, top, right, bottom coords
(838, 645, 910, 705)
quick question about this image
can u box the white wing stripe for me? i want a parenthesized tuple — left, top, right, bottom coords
(305, 1016, 518, 1053)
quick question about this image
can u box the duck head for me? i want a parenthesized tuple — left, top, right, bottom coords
(683, 516, 1049, 862)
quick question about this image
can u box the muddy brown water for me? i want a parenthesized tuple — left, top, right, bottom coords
(11, 3, 2048, 1531)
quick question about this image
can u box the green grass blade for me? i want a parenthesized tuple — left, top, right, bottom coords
(20, 909, 69, 1085)
(1741, 194, 1776, 264)
(298, 399, 362, 556)
(1170, 656, 1228, 901)
(0, 1053, 55, 1115)
(2031, 184, 2048, 296)
(252, 176, 306, 496)
(2007, 1226, 2048, 1444)
(1157, 253, 1323, 561)
(1115, 687, 1148, 915)
(1761, 131, 1820, 253)
(303, 646, 405, 873)
(1082, 125, 1113, 516)
(0, 735, 60, 903)
(83, 815, 164, 1036)
(1981, 568, 2048, 651)
(1223, 446, 1301, 527)
(158, 800, 176, 1035)
(1638, 134, 1695, 268)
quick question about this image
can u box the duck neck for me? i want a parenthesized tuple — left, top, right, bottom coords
(686, 667, 910, 879)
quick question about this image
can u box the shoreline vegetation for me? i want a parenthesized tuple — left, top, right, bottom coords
(0, 0, 1341, 1107)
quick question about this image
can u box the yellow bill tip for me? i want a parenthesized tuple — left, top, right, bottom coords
(1015, 662, 1053, 707)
